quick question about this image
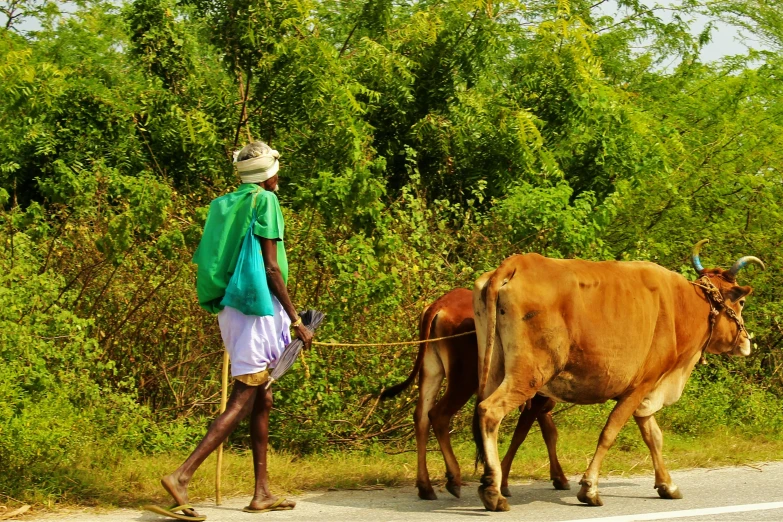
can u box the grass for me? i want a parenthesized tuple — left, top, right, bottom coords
(23, 425, 783, 514)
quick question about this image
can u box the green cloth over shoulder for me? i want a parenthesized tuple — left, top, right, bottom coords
(192, 183, 288, 315)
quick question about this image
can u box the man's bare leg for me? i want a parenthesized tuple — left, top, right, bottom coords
(161, 382, 258, 517)
(246, 385, 296, 511)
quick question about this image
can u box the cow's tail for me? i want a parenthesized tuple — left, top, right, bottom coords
(472, 399, 485, 469)
(474, 264, 513, 470)
(478, 268, 505, 399)
(380, 302, 438, 400)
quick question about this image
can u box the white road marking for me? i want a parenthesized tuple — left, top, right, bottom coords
(558, 501, 783, 522)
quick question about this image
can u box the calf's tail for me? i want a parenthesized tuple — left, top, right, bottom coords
(380, 302, 439, 399)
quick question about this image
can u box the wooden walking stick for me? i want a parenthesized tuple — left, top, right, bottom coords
(216, 350, 230, 506)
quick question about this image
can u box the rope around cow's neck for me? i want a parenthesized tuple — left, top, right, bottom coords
(690, 276, 747, 363)
(311, 329, 476, 347)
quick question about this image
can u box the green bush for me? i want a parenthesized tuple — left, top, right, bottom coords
(658, 364, 783, 436)
(0, 233, 151, 496)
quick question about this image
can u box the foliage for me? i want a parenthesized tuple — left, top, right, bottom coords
(0, 224, 152, 495)
(1, 0, 783, 505)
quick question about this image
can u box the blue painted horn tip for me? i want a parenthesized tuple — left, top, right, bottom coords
(691, 255, 704, 273)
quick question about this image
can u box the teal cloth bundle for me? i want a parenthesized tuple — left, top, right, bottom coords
(220, 202, 274, 317)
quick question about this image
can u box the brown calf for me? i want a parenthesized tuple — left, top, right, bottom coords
(382, 288, 569, 500)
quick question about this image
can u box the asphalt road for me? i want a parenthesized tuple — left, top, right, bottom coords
(32, 462, 783, 522)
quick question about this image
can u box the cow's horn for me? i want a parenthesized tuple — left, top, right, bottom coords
(692, 239, 709, 274)
(728, 256, 766, 277)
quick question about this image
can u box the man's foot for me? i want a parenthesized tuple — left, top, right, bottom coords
(161, 473, 201, 518)
(244, 496, 296, 512)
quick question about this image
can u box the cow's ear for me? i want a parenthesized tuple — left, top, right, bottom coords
(726, 285, 752, 303)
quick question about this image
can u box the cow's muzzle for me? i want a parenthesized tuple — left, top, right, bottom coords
(733, 334, 752, 356)
(734, 339, 751, 357)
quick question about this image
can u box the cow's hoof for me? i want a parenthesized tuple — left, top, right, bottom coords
(553, 477, 571, 490)
(501, 485, 512, 497)
(417, 486, 437, 500)
(577, 481, 603, 506)
(478, 484, 501, 511)
(496, 496, 511, 512)
(656, 484, 682, 500)
(446, 481, 461, 499)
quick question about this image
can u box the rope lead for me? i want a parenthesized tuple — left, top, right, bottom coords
(311, 329, 476, 347)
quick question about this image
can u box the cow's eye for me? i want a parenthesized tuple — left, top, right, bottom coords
(739, 300, 746, 308)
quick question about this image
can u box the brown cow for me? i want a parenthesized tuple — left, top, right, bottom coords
(382, 288, 570, 500)
(472, 242, 764, 511)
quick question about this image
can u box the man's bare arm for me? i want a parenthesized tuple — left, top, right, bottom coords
(260, 237, 313, 348)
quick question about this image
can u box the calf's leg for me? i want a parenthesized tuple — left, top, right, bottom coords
(634, 414, 682, 500)
(499, 395, 550, 497)
(414, 351, 445, 500)
(538, 402, 570, 490)
(429, 382, 474, 498)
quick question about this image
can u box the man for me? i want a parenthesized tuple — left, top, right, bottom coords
(157, 141, 312, 520)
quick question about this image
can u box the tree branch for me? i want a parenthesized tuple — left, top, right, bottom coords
(233, 67, 253, 147)
(339, 18, 360, 58)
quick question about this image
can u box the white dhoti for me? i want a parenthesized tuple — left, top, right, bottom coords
(218, 294, 292, 379)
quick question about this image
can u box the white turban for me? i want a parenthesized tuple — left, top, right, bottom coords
(233, 147, 280, 184)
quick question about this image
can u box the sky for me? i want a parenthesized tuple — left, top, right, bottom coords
(6, 0, 772, 63)
(596, 0, 771, 63)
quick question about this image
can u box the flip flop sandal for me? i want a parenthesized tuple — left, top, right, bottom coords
(144, 503, 207, 521)
(242, 498, 294, 513)
(0, 505, 31, 520)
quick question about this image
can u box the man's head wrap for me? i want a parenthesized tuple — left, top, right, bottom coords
(233, 143, 280, 184)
